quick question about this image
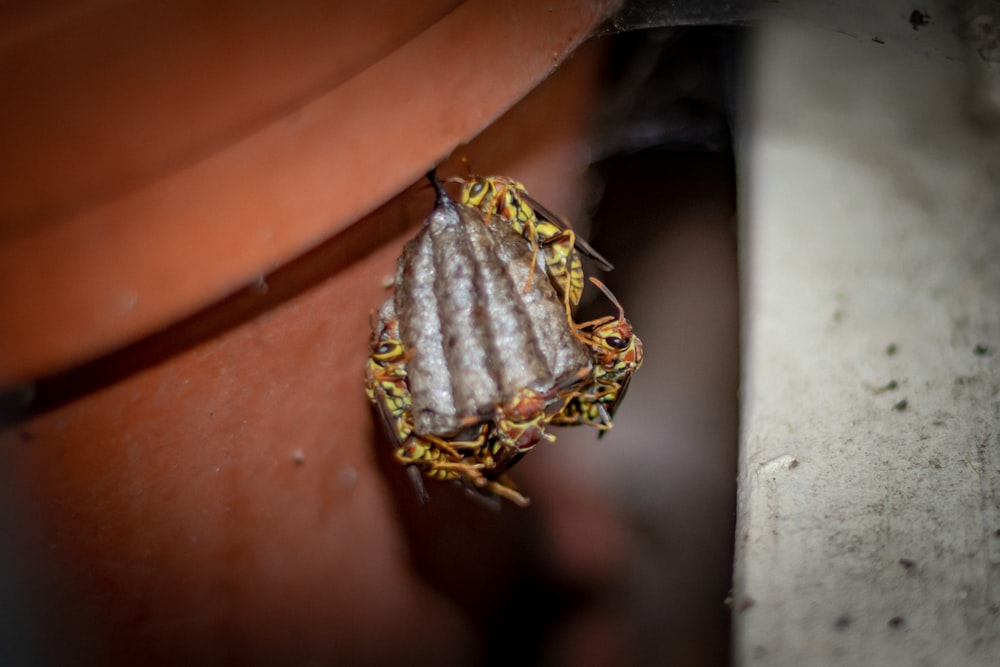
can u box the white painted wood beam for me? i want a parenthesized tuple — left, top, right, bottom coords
(735, 11, 1000, 666)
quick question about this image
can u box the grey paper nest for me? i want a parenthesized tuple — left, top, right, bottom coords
(385, 182, 592, 437)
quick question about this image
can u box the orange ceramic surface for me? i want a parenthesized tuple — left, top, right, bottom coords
(0, 2, 618, 663)
(0, 0, 619, 384)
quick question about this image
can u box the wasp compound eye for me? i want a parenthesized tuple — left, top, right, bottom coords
(605, 335, 630, 350)
(373, 341, 401, 360)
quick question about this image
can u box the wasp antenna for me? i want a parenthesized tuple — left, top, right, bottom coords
(459, 155, 474, 175)
(588, 277, 625, 320)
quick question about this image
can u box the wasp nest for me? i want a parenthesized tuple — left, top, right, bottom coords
(366, 173, 641, 506)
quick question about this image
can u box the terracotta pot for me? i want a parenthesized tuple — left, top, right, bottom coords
(0, 1, 620, 664)
(0, 0, 618, 384)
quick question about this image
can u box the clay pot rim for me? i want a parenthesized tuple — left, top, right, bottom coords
(0, 0, 621, 385)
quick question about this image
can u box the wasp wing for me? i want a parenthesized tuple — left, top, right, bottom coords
(518, 189, 615, 272)
(597, 372, 633, 440)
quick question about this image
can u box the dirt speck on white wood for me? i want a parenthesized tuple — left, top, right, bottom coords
(735, 15, 1000, 667)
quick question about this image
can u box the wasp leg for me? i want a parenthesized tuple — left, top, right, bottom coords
(395, 439, 485, 475)
(424, 423, 490, 454)
(521, 214, 542, 294)
(571, 315, 617, 347)
(485, 475, 530, 507)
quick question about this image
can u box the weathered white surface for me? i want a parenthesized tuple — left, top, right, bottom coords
(734, 15, 1000, 667)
